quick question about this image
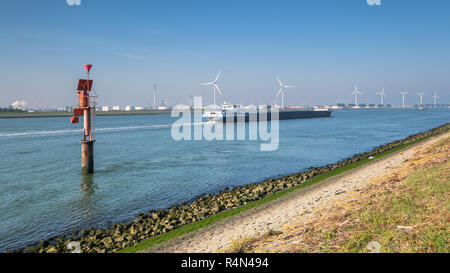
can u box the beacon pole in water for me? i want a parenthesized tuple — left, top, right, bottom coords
(71, 64, 96, 174)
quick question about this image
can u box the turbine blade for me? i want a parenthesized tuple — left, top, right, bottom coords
(276, 87, 283, 97)
(201, 82, 214, 85)
(277, 76, 283, 87)
(285, 85, 295, 88)
(214, 71, 221, 82)
(215, 84, 223, 96)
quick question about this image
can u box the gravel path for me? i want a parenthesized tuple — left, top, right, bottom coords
(139, 133, 449, 253)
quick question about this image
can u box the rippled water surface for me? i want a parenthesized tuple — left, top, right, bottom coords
(0, 109, 449, 251)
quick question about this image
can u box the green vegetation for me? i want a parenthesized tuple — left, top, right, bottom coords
(241, 135, 449, 253)
(227, 237, 258, 253)
(341, 162, 449, 253)
(120, 127, 446, 253)
(226, 229, 282, 253)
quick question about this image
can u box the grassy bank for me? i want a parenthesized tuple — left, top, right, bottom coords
(0, 109, 172, 118)
(238, 136, 449, 253)
(342, 162, 449, 252)
(340, 138, 449, 253)
(120, 124, 450, 253)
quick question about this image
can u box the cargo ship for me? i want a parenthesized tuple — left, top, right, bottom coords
(203, 104, 332, 123)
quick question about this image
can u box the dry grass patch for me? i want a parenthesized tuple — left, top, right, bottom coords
(243, 136, 449, 253)
(225, 229, 283, 253)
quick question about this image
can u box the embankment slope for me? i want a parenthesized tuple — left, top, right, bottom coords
(140, 131, 449, 253)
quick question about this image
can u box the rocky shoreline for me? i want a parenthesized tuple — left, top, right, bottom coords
(11, 123, 449, 253)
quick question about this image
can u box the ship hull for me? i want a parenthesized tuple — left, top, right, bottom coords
(219, 110, 332, 123)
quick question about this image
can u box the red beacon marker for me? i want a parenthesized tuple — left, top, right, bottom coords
(71, 64, 96, 174)
(84, 64, 93, 73)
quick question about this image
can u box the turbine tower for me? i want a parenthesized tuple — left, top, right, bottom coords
(432, 91, 439, 108)
(201, 71, 223, 108)
(376, 88, 386, 105)
(275, 76, 295, 109)
(153, 84, 157, 109)
(350, 85, 362, 106)
(399, 91, 408, 109)
(416, 92, 425, 106)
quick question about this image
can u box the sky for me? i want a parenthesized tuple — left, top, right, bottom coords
(0, 0, 449, 108)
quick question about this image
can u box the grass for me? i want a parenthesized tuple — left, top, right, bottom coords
(340, 162, 449, 253)
(226, 237, 258, 253)
(243, 135, 449, 253)
(119, 130, 446, 253)
(225, 230, 282, 253)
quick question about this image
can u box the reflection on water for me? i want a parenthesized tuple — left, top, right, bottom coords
(78, 174, 99, 215)
(80, 174, 97, 193)
(74, 174, 104, 230)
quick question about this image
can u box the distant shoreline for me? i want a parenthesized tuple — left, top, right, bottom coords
(2, 107, 448, 119)
(0, 110, 173, 119)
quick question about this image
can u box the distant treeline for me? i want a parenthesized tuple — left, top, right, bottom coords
(0, 107, 26, 113)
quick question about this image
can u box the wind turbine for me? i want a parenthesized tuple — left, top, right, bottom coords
(416, 92, 425, 106)
(350, 85, 362, 106)
(376, 88, 386, 105)
(275, 76, 295, 109)
(399, 91, 408, 109)
(201, 71, 223, 108)
(432, 91, 439, 108)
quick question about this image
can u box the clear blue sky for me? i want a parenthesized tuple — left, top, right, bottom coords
(1, 0, 449, 108)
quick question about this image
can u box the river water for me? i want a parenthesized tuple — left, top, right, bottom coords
(0, 109, 448, 251)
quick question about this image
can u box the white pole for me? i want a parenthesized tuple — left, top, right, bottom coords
(153, 84, 156, 109)
(213, 86, 216, 108)
(433, 92, 437, 108)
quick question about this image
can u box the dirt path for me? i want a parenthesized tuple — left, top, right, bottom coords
(140, 132, 450, 253)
